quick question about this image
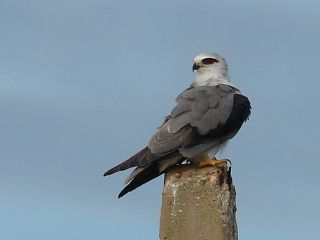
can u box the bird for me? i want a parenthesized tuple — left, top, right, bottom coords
(104, 52, 251, 198)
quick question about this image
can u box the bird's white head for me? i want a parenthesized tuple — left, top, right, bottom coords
(192, 52, 231, 87)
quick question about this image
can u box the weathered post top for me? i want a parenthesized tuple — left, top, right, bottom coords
(159, 164, 237, 240)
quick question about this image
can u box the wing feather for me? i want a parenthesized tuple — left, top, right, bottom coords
(104, 84, 251, 197)
(164, 84, 237, 138)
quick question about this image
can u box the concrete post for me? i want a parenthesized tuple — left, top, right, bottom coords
(159, 164, 237, 240)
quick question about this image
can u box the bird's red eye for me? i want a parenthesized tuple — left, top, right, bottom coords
(202, 58, 218, 65)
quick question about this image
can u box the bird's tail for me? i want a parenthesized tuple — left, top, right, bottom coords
(103, 147, 149, 176)
(117, 163, 163, 198)
(104, 147, 185, 198)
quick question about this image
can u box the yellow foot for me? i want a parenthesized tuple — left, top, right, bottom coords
(191, 154, 230, 167)
(198, 158, 229, 168)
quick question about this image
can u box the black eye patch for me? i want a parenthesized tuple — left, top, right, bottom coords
(202, 58, 219, 65)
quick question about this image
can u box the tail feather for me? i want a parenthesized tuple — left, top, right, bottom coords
(118, 153, 184, 198)
(103, 147, 149, 176)
(104, 147, 185, 198)
(118, 164, 162, 198)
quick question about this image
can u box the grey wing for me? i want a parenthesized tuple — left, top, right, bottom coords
(148, 84, 239, 157)
(104, 84, 249, 197)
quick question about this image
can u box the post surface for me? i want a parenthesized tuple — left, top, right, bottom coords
(159, 164, 237, 240)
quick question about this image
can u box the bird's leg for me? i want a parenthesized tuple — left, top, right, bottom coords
(193, 154, 229, 168)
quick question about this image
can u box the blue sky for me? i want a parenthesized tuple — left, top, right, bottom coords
(1, 0, 320, 239)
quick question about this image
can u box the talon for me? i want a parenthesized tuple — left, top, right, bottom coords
(225, 159, 232, 166)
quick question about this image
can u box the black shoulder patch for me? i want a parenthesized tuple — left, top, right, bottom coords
(219, 94, 251, 135)
(184, 94, 251, 147)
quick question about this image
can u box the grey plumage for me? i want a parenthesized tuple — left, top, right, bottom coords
(104, 52, 251, 198)
(171, 85, 237, 135)
(149, 85, 239, 156)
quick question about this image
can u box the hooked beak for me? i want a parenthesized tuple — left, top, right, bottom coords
(192, 63, 201, 71)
